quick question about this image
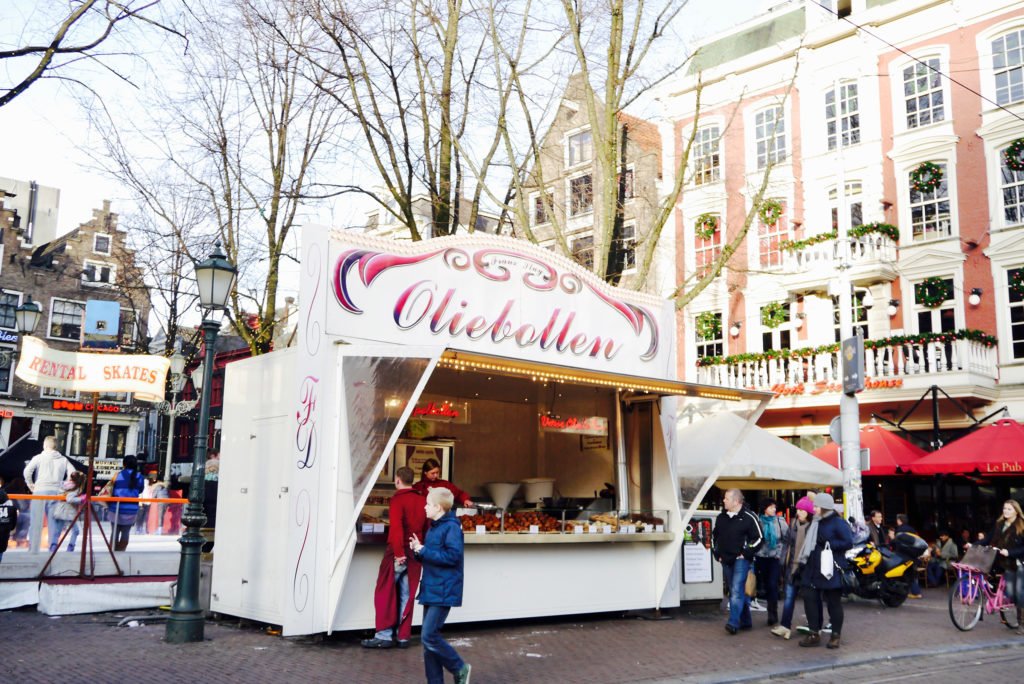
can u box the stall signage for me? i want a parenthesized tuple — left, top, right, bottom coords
(765, 377, 904, 397)
(411, 400, 470, 423)
(324, 234, 672, 378)
(984, 462, 1024, 473)
(52, 400, 121, 413)
(539, 414, 608, 436)
(92, 458, 122, 480)
(15, 336, 169, 402)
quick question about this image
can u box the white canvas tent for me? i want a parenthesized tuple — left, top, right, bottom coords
(677, 412, 843, 490)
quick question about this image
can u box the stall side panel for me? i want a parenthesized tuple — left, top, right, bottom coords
(211, 350, 295, 624)
(653, 398, 682, 607)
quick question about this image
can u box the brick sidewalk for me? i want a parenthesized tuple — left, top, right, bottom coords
(2, 590, 1023, 683)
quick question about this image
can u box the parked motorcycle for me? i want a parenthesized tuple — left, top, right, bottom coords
(842, 531, 928, 607)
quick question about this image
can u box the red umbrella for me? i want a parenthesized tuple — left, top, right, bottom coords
(911, 418, 1024, 475)
(812, 424, 928, 475)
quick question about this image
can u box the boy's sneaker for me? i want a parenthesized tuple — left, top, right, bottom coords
(455, 663, 472, 684)
(749, 599, 767, 612)
(796, 625, 812, 634)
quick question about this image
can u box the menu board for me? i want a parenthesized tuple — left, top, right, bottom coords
(682, 517, 714, 583)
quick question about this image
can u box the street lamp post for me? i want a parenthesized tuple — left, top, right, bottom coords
(155, 351, 199, 483)
(166, 243, 236, 644)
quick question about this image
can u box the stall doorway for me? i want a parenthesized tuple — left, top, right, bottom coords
(623, 400, 655, 513)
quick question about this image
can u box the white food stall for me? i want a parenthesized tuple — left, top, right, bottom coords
(210, 230, 767, 636)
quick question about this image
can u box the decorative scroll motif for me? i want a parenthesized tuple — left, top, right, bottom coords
(304, 244, 323, 355)
(291, 490, 311, 611)
(583, 284, 660, 361)
(295, 376, 319, 469)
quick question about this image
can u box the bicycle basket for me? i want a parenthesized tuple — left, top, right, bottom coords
(960, 545, 997, 574)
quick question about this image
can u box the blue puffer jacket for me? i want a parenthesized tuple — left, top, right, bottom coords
(415, 511, 464, 607)
(802, 511, 854, 590)
(112, 469, 145, 516)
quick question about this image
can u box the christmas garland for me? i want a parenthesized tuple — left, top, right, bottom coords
(760, 301, 788, 329)
(758, 199, 783, 225)
(1005, 138, 1024, 173)
(1010, 269, 1024, 299)
(694, 213, 719, 240)
(849, 222, 900, 243)
(780, 231, 836, 252)
(916, 276, 950, 308)
(695, 311, 721, 340)
(695, 329, 998, 367)
(910, 161, 943, 193)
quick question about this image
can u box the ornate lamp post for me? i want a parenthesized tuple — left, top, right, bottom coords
(166, 243, 236, 644)
(155, 351, 199, 483)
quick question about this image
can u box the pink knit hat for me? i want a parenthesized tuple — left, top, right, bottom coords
(795, 496, 815, 514)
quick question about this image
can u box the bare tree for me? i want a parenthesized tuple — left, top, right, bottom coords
(90, 0, 343, 355)
(0, 0, 185, 107)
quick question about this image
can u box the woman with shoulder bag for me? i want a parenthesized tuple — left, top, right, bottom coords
(754, 499, 789, 626)
(797, 493, 853, 649)
(976, 500, 1024, 634)
(771, 496, 814, 640)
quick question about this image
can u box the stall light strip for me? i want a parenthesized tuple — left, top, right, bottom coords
(435, 356, 743, 401)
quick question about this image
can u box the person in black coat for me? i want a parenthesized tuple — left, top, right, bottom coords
(798, 493, 853, 649)
(896, 513, 922, 598)
(711, 489, 763, 635)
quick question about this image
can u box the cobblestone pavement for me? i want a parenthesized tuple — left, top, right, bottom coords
(2, 589, 1023, 683)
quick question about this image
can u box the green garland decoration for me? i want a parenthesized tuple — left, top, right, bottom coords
(1005, 138, 1024, 173)
(695, 329, 998, 367)
(695, 311, 721, 341)
(758, 199, 783, 225)
(760, 301, 788, 329)
(694, 213, 719, 241)
(849, 222, 900, 243)
(916, 276, 951, 308)
(780, 223, 901, 253)
(910, 161, 943, 193)
(1010, 269, 1024, 299)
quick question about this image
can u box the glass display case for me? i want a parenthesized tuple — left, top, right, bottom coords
(456, 508, 669, 535)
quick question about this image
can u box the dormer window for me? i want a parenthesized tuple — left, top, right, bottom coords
(93, 234, 112, 255)
(82, 260, 115, 285)
(567, 130, 593, 167)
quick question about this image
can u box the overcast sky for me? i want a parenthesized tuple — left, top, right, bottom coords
(0, 0, 777, 236)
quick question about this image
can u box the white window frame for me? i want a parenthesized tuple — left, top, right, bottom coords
(47, 297, 85, 342)
(825, 81, 860, 151)
(692, 212, 723, 279)
(991, 27, 1024, 107)
(999, 145, 1024, 228)
(977, 20, 1024, 113)
(911, 276, 958, 335)
(617, 165, 636, 203)
(757, 199, 788, 270)
(906, 162, 952, 243)
(82, 259, 117, 286)
(565, 128, 593, 169)
(888, 49, 952, 136)
(694, 311, 724, 359)
(529, 189, 554, 227)
(96, 391, 131, 405)
(618, 222, 637, 274)
(692, 124, 722, 186)
(566, 171, 594, 218)
(757, 302, 794, 352)
(752, 104, 787, 170)
(41, 386, 80, 400)
(0, 290, 22, 332)
(1007, 266, 1024, 361)
(570, 233, 595, 271)
(828, 182, 864, 232)
(92, 233, 112, 256)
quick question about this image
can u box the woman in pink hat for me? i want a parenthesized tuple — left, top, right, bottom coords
(771, 496, 815, 640)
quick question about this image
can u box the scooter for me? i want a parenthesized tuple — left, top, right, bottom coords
(842, 531, 928, 607)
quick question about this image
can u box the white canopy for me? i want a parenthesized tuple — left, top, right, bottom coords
(676, 412, 843, 490)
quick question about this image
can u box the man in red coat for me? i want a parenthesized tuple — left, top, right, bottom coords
(362, 466, 428, 648)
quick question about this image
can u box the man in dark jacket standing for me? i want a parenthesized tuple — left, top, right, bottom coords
(799, 493, 854, 649)
(712, 489, 763, 635)
(362, 466, 428, 649)
(867, 510, 886, 548)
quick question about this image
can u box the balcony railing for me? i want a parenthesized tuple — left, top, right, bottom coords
(781, 233, 897, 272)
(696, 330, 998, 393)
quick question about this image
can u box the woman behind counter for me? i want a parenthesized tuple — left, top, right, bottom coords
(412, 458, 473, 508)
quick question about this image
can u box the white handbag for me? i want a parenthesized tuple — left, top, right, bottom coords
(820, 541, 834, 579)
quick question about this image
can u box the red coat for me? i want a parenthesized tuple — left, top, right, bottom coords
(412, 478, 471, 507)
(373, 487, 428, 641)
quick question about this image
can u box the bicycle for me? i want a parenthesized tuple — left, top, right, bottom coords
(948, 560, 1020, 631)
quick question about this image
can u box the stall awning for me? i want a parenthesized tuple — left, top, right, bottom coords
(439, 350, 772, 402)
(677, 412, 843, 490)
(911, 418, 1024, 475)
(811, 424, 927, 476)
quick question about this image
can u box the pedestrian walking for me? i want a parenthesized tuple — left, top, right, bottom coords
(107, 456, 145, 551)
(798, 492, 853, 649)
(755, 499, 788, 626)
(976, 500, 1024, 634)
(0, 489, 18, 563)
(896, 514, 923, 598)
(22, 436, 74, 553)
(362, 466, 427, 649)
(409, 487, 472, 684)
(771, 496, 814, 640)
(711, 489, 763, 635)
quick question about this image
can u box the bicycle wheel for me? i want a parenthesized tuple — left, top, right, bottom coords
(949, 577, 982, 631)
(1000, 606, 1020, 629)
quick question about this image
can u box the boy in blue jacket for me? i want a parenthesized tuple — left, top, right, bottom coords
(410, 486, 471, 684)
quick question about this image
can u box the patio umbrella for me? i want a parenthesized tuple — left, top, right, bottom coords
(911, 418, 1024, 475)
(812, 424, 928, 475)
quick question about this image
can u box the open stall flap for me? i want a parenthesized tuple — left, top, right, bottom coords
(327, 345, 444, 632)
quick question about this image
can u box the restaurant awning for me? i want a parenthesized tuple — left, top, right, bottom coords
(678, 412, 843, 489)
(911, 418, 1024, 475)
(811, 424, 927, 475)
